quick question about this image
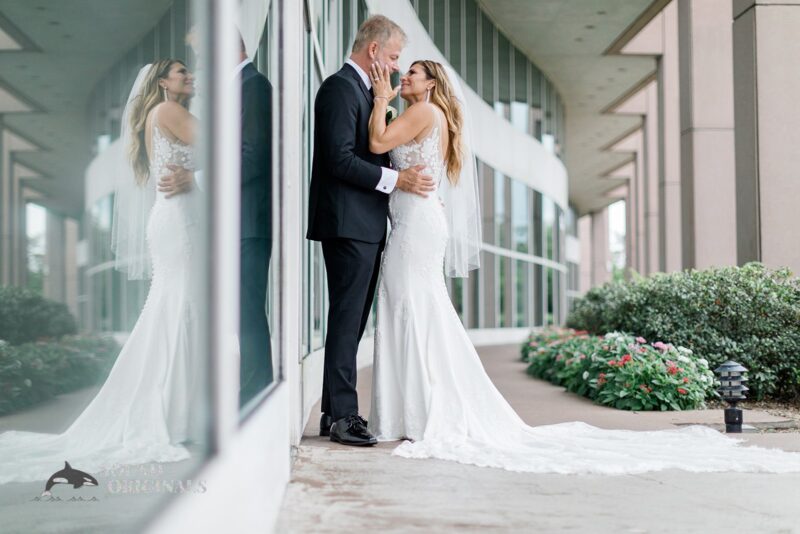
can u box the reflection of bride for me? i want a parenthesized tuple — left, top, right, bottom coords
(0, 60, 203, 484)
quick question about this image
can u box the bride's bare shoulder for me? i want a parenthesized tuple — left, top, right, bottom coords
(403, 101, 437, 126)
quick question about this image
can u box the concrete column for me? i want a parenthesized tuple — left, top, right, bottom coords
(0, 123, 10, 286)
(64, 217, 78, 317)
(634, 136, 646, 274)
(45, 211, 66, 302)
(643, 83, 661, 275)
(733, 0, 800, 274)
(657, 1, 683, 273)
(578, 215, 592, 293)
(678, 0, 738, 269)
(591, 209, 610, 286)
(10, 160, 26, 286)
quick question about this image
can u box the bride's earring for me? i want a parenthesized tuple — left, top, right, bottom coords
(425, 87, 431, 103)
(162, 86, 168, 102)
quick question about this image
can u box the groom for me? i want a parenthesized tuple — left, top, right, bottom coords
(307, 15, 434, 446)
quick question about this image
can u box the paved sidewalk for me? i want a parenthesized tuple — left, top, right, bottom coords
(276, 344, 800, 533)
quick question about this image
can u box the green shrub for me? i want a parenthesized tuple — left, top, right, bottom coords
(566, 263, 800, 401)
(0, 335, 120, 416)
(0, 286, 77, 345)
(524, 329, 717, 411)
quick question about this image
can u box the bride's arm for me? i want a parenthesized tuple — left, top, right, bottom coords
(368, 64, 428, 154)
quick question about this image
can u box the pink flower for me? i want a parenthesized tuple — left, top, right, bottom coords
(683, 377, 690, 384)
(636, 337, 647, 344)
(677, 388, 688, 395)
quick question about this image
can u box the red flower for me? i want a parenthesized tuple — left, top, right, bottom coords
(621, 354, 633, 364)
(608, 360, 618, 367)
(677, 388, 688, 395)
(597, 373, 607, 386)
(683, 377, 690, 383)
(667, 365, 679, 375)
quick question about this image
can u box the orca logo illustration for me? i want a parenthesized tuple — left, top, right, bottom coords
(42, 461, 99, 496)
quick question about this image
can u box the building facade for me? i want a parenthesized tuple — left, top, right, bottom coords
(1, 0, 798, 532)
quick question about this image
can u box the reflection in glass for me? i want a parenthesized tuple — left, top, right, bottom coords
(0, 2, 212, 531)
(239, 5, 277, 408)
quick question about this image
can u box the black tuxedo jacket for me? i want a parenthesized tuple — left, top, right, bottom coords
(241, 62, 272, 240)
(306, 63, 391, 243)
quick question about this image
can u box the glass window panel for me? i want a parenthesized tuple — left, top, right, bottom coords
(480, 160, 494, 244)
(513, 49, 527, 104)
(481, 250, 496, 327)
(498, 256, 507, 327)
(469, 269, 480, 328)
(493, 170, 505, 248)
(357, 0, 368, 25)
(480, 12, 494, 104)
(515, 260, 530, 327)
(0, 1, 219, 529)
(546, 268, 555, 325)
(511, 180, 529, 253)
(496, 32, 511, 117)
(434, 0, 446, 53)
(533, 191, 543, 257)
(543, 195, 555, 260)
(342, 0, 353, 57)
(448, 0, 463, 75)
(464, 0, 479, 90)
(418, 0, 431, 31)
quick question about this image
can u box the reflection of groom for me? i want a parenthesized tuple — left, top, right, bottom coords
(307, 16, 433, 446)
(236, 40, 273, 407)
(161, 36, 273, 408)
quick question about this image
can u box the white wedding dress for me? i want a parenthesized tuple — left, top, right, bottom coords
(0, 118, 201, 484)
(369, 118, 800, 475)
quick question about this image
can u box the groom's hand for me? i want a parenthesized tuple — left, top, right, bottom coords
(396, 165, 434, 198)
(159, 164, 194, 198)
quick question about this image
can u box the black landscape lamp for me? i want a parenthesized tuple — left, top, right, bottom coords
(715, 360, 749, 433)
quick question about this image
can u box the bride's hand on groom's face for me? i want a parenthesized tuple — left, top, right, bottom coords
(397, 164, 435, 198)
(159, 164, 194, 198)
(370, 63, 399, 101)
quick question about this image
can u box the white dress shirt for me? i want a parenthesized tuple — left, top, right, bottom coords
(345, 59, 398, 194)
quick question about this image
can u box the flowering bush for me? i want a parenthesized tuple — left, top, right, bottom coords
(523, 329, 717, 411)
(566, 263, 800, 401)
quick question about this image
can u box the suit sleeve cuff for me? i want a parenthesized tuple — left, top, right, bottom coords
(375, 167, 398, 194)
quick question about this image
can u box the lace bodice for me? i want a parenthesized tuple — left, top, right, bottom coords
(151, 124, 195, 198)
(389, 126, 445, 187)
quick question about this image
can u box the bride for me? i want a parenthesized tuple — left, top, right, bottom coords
(365, 59, 800, 475)
(0, 59, 203, 484)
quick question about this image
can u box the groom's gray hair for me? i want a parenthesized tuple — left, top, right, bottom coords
(352, 15, 407, 53)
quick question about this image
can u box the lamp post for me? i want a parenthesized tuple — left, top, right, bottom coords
(715, 360, 749, 433)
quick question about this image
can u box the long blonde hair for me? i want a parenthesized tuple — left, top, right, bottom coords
(412, 60, 464, 184)
(127, 59, 188, 185)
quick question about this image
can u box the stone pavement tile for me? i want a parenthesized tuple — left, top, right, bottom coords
(279, 343, 800, 533)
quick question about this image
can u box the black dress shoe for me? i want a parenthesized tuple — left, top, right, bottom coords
(319, 413, 332, 437)
(329, 414, 377, 447)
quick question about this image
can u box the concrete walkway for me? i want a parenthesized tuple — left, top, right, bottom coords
(276, 344, 800, 533)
